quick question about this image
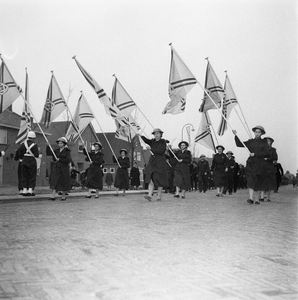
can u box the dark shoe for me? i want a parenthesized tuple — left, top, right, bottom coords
(229, 193, 232, 195)
(114, 194, 119, 196)
(267, 199, 271, 202)
(173, 195, 180, 198)
(156, 197, 161, 201)
(254, 201, 260, 204)
(144, 195, 152, 201)
(85, 195, 91, 198)
(49, 197, 56, 201)
(216, 194, 220, 197)
(247, 199, 253, 204)
(27, 193, 35, 196)
(65, 192, 69, 196)
(259, 198, 264, 202)
(95, 196, 99, 199)
(58, 191, 62, 195)
(181, 196, 185, 199)
(61, 197, 66, 201)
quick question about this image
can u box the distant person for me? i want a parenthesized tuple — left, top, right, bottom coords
(190, 160, 198, 191)
(223, 151, 235, 195)
(197, 154, 209, 193)
(70, 165, 80, 189)
(15, 131, 39, 196)
(233, 159, 240, 193)
(113, 149, 130, 196)
(105, 169, 113, 191)
(165, 145, 177, 194)
(84, 142, 105, 199)
(48, 137, 72, 201)
(238, 164, 247, 189)
(211, 145, 228, 197)
(130, 162, 140, 190)
(173, 141, 192, 199)
(233, 126, 269, 204)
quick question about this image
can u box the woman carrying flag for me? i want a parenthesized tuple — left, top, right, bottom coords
(113, 149, 130, 196)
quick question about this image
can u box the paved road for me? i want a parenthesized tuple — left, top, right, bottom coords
(0, 187, 297, 300)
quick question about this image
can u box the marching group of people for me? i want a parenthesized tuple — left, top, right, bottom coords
(12, 124, 284, 204)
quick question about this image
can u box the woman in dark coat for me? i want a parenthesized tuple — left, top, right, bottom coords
(130, 162, 140, 189)
(141, 128, 168, 201)
(49, 137, 72, 201)
(211, 145, 228, 197)
(233, 125, 269, 204)
(84, 142, 105, 198)
(113, 149, 130, 196)
(263, 137, 277, 202)
(173, 141, 192, 198)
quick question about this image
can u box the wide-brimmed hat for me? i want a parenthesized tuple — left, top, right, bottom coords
(216, 145, 225, 151)
(151, 128, 164, 135)
(56, 137, 67, 144)
(252, 125, 266, 135)
(264, 136, 274, 143)
(226, 151, 233, 155)
(178, 141, 189, 148)
(119, 148, 128, 154)
(199, 154, 206, 158)
(27, 131, 36, 139)
(93, 142, 102, 149)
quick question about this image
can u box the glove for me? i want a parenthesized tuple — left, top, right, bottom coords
(1, 151, 5, 156)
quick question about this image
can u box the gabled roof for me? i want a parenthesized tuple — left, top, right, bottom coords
(0, 110, 22, 129)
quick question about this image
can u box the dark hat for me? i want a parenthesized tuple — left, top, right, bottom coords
(199, 154, 206, 158)
(178, 141, 189, 148)
(56, 137, 67, 144)
(226, 151, 233, 155)
(119, 148, 127, 154)
(93, 142, 102, 149)
(252, 125, 266, 135)
(151, 128, 164, 135)
(216, 145, 225, 151)
(264, 136, 274, 143)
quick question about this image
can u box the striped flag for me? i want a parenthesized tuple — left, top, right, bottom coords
(112, 76, 136, 118)
(115, 115, 140, 142)
(195, 112, 216, 152)
(65, 93, 94, 142)
(40, 73, 66, 128)
(16, 69, 32, 144)
(0, 58, 22, 114)
(199, 60, 225, 112)
(163, 45, 197, 115)
(217, 73, 238, 136)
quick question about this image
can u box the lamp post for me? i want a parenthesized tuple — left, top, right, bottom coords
(181, 123, 195, 142)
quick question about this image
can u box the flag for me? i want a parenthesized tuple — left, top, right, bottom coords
(65, 93, 94, 141)
(115, 115, 140, 142)
(16, 69, 32, 144)
(112, 76, 136, 118)
(195, 112, 216, 152)
(199, 60, 225, 112)
(163, 45, 197, 114)
(0, 58, 22, 113)
(217, 73, 238, 136)
(40, 73, 66, 128)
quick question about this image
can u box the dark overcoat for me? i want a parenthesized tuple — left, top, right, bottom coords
(50, 147, 72, 191)
(114, 156, 130, 190)
(84, 150, 105, 189)
(130, 167, 140, 187)
(235, 136, 269, 191)
(211, 153, 228, 187)
(173, 149, 192, 190)
(141, 136, 168, 187)
(264, 147, 277, 190)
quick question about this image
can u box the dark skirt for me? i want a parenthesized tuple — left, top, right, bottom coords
(114, 168, 129, 190)
(146, 155, 168, 187)
(173, 163, 191, 190)
(264, 162, 277, 191)
(86, 164, 103, 189)
(49, 161, 70, 191)
(245, 157, 267, 191)
(213, 165, 227, 187)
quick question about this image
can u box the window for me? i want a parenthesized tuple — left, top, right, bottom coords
(0, 129, 7, 144)
(103, 168, 107, 174)
(110, 168, 115, 173)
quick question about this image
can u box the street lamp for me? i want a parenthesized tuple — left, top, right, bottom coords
(181, 123, 195, 142)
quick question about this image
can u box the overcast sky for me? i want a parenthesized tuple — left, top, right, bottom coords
(1, 0, 297, 173)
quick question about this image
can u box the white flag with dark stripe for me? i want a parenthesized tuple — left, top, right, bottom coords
(217, 73, 238, 136)
(16, 69, 32, 144)
(115, 115, 140, 142)
(195, 112, 216, 152)
(40, 73, 66, 128)
(199, 60, 225, 112)
(112, 76, 136, 118)
(163, 45, 197, 114)
(65, 93, 94, 142)
(0, 58, 22, 114)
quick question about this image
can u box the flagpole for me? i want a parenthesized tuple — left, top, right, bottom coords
(205, 111, 219, 146)
(196, 80, 251, 154)
(0, 56, 58, 159)
(225, 71, 252, 138)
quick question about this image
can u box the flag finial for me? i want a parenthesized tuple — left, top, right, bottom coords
(224, 70, 228, 73)
(72, 55, 76, 59)
(169, 43, 172, 46)
(51, 70, 54, 74)
(205, 57, 209, 61)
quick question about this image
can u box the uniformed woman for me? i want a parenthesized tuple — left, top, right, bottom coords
(211, 145, 228, 197)
(49, 137, 72, 201)
(84, 142, 105, 198)
(141, 128, 168, 201)
(263, 137, 277, 202)
(113, 149, 130, 196)
(173, 141, 192, 198)
(233, 126, 269, 204)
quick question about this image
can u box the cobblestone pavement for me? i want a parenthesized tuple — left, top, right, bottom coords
(0, 186, 297, 300)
